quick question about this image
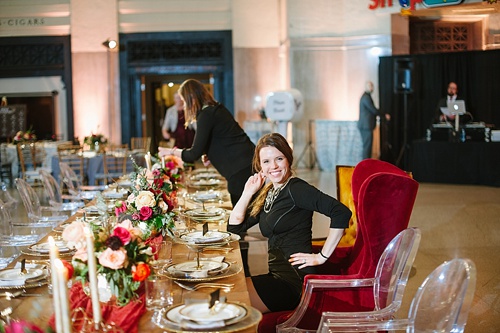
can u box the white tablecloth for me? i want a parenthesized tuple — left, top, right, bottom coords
(1, 141, 71, 178)
(314, 120, 363, 171)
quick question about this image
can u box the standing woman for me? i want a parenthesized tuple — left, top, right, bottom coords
(158, 79, 255, 206)
(228, 133, 351, 312)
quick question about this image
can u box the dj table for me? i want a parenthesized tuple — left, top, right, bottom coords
(410, 140, 500, 187)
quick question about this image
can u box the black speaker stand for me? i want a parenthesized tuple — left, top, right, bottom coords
(396, 92, 410, 168)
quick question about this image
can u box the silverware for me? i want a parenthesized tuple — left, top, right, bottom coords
(174, 281, 234, 291)
(20, 259, 27, 275)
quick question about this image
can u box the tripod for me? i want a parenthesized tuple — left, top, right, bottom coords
(396, 91, 410, 168)
(295, 119, 318, 169)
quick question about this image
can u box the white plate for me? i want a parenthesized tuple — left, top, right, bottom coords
(29, 241, 70, 254)
(190, 172, 222, 180)
(185, 207, 225, 218)
(189, 191, 222, 202)
(180, 231, 230, 244)
(179, 302, 244, 323)
(164, 261, 230, 279)
(170, 260, 224, 273)
(165, 302, 248, 328)
(102, 190, 127, 198)
(0, 268, 44, 281)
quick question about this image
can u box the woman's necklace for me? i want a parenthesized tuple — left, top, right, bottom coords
(263, 177, 292, 213)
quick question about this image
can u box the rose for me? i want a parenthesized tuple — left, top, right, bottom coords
(116, 219, 143, 240)
(115, 201, 127, 216)
(113, 226, 131, 245)
(139, 206, 153, 221)
(158, 199, 168, 213)
(73, 246, 88, 262)
(98, 247, 127, 270)
(62, 220, 87, 246)
(132, 263, 151, 282)
(134, 191, 155, 209)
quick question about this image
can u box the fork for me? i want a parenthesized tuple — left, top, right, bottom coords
(174, 281, 234, 291)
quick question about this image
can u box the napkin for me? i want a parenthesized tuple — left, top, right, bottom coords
(48, 282, 146, 333)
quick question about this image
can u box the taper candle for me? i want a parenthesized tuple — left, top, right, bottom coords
(48, 236, 63, 333)
(55, 259, 72, 333)
(85, 226, 102, 327)
(145, 152, 152, 170)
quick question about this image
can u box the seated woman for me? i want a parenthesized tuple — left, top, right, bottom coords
(228, 133, 351, 313)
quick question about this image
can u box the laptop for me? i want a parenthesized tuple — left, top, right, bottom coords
(446, 100, 466, 115)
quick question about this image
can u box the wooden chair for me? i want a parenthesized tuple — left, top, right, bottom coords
(57, 144, 85, 186)
(94, 146, 129, 185)
(16, 142, 50, 184)
(0, 144, 14, 187)
(131, 137, 151, 153)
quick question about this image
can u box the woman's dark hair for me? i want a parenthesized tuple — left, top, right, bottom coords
(178, 79, 217, 124)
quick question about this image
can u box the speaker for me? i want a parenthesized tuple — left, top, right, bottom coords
(394, 59, 414, 93)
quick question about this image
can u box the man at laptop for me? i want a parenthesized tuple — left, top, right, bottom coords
(434, 81, 472, 124)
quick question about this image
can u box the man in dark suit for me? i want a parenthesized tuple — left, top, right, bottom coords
(434, 81, 472, 124)
(357, 81, 390, 160)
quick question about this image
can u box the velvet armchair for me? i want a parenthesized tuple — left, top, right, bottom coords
(258, 160, 419, 333)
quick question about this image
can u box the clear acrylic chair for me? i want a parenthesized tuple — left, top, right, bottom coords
(14, 177, 69, 227)
(0, 198, 40, 247)
(277, 227, 422, 333)
(39, 169, 84, 214)
(320, 258, 477, 333)
(59, 162, 104, 200)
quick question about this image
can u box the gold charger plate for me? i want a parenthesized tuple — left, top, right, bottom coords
(161, 262, 241, 282)
(152, 302, 262, 333)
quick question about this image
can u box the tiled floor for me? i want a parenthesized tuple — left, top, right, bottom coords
(247, 168, 500, 333)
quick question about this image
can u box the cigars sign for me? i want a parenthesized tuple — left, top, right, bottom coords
(0, 18, 46, 27)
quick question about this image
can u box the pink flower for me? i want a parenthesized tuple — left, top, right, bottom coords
(113, 226, 131, 245)
(73, 246, 88, 262)
(62, 220, 86, 245)
(115, 201, 127, 216)
(5, 320, 44, 333)
(139, 206, 153, 220)
(98, 247, 127, 270)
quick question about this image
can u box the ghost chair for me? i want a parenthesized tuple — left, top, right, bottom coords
(319, 258, 477, 333)
(14, 178, 69, 227)
(39, 169, 84, 215)
(0, 198, 40, 247)
(59, 162, 104, 200)
(273, 227, 421, 333)
(259, 168, 419, 333)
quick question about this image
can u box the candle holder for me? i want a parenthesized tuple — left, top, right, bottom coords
(71, 308, 124, 333)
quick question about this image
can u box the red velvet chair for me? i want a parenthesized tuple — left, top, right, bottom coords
(258, 160, 419, 333)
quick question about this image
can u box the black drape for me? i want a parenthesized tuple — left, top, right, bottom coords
(379, 49, 500, 170)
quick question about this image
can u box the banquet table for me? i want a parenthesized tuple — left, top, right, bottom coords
(1, 140, 71, 179)
(0, 201, 260, 332)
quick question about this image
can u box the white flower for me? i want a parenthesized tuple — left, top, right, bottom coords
(134, 191, 155, 209)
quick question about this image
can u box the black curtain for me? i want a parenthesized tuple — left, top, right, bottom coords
(379, 49, 500, 170)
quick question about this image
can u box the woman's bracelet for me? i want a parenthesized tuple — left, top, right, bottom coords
(319, 250, 329, 260)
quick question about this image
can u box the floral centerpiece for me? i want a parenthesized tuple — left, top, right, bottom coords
(62, 219, 153, 306)
(114, 156, 184, 239)
(12, 128, 36, 144)
(83, 133, 107, 150)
